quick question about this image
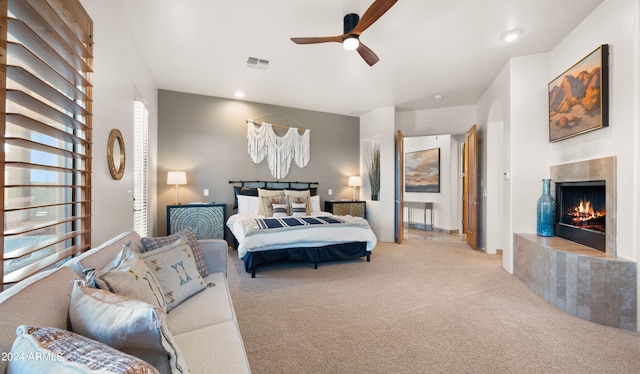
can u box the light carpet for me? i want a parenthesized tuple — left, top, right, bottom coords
(227, 238, 640, 373)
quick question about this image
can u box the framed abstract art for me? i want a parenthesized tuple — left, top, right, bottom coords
(405, 148, 440, 193)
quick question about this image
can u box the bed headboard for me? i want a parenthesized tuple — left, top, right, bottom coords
(228, 180, 318, 189)
(228, 180, 319, 210)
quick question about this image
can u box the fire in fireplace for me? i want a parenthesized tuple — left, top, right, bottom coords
(555, 181, 606, 251)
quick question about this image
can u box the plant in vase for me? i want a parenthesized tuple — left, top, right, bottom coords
(365, 144, 380, 200)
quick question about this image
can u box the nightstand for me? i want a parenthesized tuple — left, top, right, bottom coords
(167, 204, 226, 241)
(324, 200, 366, 218)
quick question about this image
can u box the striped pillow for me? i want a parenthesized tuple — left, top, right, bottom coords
(272, 203, 288, 218)
(8, 326, 160, 374)
(291, 202, 307, 217)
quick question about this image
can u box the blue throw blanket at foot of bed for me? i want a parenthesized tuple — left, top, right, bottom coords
(254, 216, 346, 229)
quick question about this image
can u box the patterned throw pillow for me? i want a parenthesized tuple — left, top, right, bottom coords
(285, 189, 311, 215)
(87, 247, 166, 311)
(272, 203, 288, 218)
(260, 195, 285, 217)
(8, 325, 160, 374)
(257, 189, 285, 215)
(140, 238, 207, 311)
(69, 282, 189, 374)
(291, 202, 307, 217)
(141, 227, 209, 278)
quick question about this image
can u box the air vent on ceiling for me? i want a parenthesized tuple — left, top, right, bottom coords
(247, 57, 269, 70)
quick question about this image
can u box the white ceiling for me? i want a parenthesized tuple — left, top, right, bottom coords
(120, 0, 604, 116)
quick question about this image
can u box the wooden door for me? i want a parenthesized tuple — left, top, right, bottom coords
(462, 142, 467, 233)
(465, 125, 479, 249)
(396, 130, 404, 244)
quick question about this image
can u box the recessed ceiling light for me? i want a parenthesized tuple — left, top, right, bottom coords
(434, 94, 443, 100)
(502, 29, 522, 42)
(234, 91, 245, 99)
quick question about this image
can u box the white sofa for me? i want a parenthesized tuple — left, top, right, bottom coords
(0, 231, 251, 373)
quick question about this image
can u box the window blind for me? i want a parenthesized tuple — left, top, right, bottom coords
(2, 0, 93, 288)
(133, 100, 149, 238)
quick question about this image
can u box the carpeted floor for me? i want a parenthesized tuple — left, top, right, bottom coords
(227, 235, 640, 373)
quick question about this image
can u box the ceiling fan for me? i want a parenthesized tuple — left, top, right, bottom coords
(290, 0, 398, 66)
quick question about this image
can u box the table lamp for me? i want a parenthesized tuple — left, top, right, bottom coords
(348, 176, 361, 201)
(167, 171, 187, 205)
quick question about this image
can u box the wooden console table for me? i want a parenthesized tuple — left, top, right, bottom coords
(404, 201, 433, 230)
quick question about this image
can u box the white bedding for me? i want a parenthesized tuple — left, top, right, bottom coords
(226, 213, 378, 259)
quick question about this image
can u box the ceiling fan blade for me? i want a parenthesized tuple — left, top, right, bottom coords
(357, 42, 379, 66)
(290, 35, 343, 44)
(352, 0, 398, 35)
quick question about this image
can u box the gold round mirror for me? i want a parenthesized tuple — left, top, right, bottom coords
(107, 129, 126, 180)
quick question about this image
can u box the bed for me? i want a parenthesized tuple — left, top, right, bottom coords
(227, 181, 378, 277)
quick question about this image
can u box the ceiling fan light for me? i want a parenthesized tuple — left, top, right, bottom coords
(343, 36, 359, 51)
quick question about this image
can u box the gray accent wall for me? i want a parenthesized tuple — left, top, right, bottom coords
(157, 90, 360, 236)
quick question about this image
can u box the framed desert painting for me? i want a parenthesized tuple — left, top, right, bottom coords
(405, 148, 440, 193)
(548, 44, 609, 142)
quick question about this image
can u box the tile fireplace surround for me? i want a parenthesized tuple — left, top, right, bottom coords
(515, 157, 638, 331)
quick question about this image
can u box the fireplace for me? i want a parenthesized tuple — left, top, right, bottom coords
(555, 181, 606, 251)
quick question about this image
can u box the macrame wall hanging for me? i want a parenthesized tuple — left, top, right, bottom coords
(247, 119, 310, 179)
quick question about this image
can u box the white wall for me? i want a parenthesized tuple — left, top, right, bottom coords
(396, 105, 476, 136)
(476, 0, 640, 279)
(549, 0, 639, 263)
(403, 135, 461, 232)
(80, 0, 159, 245)
(360, 107, 396, 242)
(476, 62, 511, 266)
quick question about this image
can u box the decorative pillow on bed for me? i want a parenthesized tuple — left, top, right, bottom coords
(233, 186, 258, 209)
(8, 325, 160, 374)
(258, 189, 285, 216)
(237, 195, 260, 214)
(140, 238, 207, 312)
(272, 203, 288, 218)
(291, 202, 307, 217)
(141, 227, 209, 278)
(69, 281, 189, 374)
(285, 189, 311, 215)
(310, 195, 321, 213)
(87, 246, 166, 311)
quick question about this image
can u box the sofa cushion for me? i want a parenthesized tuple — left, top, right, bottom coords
(166, 272, 235, 335)
(0, 266, 77, 373)
(69, 282, 189, 374)
(141, 228, 209, 278)
(140, 238, 207, 311)
(68, 231, 144, 276)
(7, 325, 159, 374)
(173, 321, 251, 374)
(88, 247, 166, 311)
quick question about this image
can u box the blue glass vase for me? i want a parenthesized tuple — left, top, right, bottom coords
(536, 179, 555, 237)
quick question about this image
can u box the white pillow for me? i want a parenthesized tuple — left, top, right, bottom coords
(237, 195, 260, 214)
(272, 203, 288, 218)
(291, 202, 307, 217)
(310, 195, 321, 213)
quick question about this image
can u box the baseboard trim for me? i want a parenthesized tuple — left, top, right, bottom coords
(404, 222, 459, 234)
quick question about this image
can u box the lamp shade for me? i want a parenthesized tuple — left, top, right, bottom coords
(348, 176, 362, 187)
(167, 171, 187, 185)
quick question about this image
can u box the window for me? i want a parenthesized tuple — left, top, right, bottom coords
(133, 100, 149, 237)
(2, 0, 93, 288)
